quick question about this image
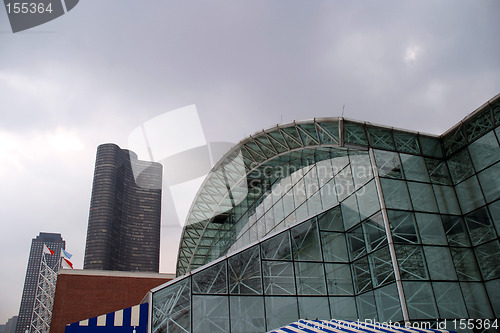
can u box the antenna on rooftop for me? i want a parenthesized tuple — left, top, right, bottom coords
(342, 104, 346, 117)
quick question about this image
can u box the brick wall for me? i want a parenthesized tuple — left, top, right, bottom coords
(50, 270, 173, 333)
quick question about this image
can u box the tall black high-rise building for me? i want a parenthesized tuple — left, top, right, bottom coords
(83, 143, 162, 272)
(16, 233, 65, 333)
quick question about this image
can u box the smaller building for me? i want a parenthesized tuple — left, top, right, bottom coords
(3, 316, 18, 333)
(16, 232, 65, 333)
(50, 269, 174, 333)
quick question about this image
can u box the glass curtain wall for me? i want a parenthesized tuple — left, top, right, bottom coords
(154, 97, 500, 333)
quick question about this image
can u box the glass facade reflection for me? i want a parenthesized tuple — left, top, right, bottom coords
(151, 94, 500, 332)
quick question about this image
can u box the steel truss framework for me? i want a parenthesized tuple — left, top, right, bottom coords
(30, 252, 59, 333)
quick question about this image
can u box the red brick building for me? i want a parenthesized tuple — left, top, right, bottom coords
(50, 269, 174, 333)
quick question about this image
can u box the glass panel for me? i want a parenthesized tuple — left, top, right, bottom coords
(478, 162, 500, 203)
(395, 245, 428, 280)
(432, 282, 468, 319)
(152, 278, 191, 333)
(317, 122, 340, 144)
(349, 152, 373, 189)
(332, 153, 349, 175)
(297, 123, 319, 146)
(265, 296, 299, 331)
(394, 131, 420, 154)
(460, 282, 494, 318)
(291, 220, 322, 261)
(374, 283, 403, 322)
(228, 246, 262, 295)
(388, 210, 419, 244)
(356, 291, 377, 320)
(321, 232, 349, 263)
(447, 149, 474, 184)
(419, 135, 443, 158)
(425, 158, 451, 185)
(485, 279, 500, 317)
(468, 131, 500, 172)
(475, 240, 500, 280)
(335, 165, 354, 202)
(281, 127, 303, 149)
(441, 215, 471, 247)
(465, 107, 493, 142)
(450, 247, 481, 281)
(374, 150, 403, 179)
(298, 297, 330, 320)
(272, 194, 285, 224)
(293, 179, 307, 208)
(320, 178, 338, 211)
(294, 202, 309, 222)
(192, 261, 227, 294)
(295, 262, 327, 295)
(407, 181, 439, 213)
(443, 126, 466, 157)
(344, 122, 368, 146)
(356, 180, 380, 220)
(400, 153, 430, 182)
(261, 231, 291, 260)
(415, 213, 447, 245)
(432, 184, 461, 215)
(403, 281, 438, 319)
(465, 207, 496, 246)
(329, 297, 357, 320)
(380, 178, 411, 210)
(192, 295, 229, 333)
(307, 191, 323, 219)
(282, 186, 295, 218)
(455, 176, 486, 213)
(368, 247, 395, 287)
(317, 206, 343, 231)
(324, 263, 353, 295)
(262, 261, 296, 295)
(316, 159, 334, 187)
(423, 246, 457, 280)
(230, 296, 266, 333)
(363, 213, 388, 252)
(488, 200, 500, 238)
(367, 126, 395, 150)
(341, 195, 361, 230)
(346, 226, 366, 261)
(495, 103, 500, 126)
(352, 257, 372, 293)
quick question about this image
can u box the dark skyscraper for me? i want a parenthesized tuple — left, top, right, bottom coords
(16, 233, 65, 333)
(84, 143, 162, 272)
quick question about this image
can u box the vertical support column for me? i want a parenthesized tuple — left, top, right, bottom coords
(368, 148, 410, 323)
(339, 117, 345, 147)
(147, 292, 153, 333)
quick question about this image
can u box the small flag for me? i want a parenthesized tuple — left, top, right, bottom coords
(43, 244, 54, 256)
(61, 249, 73, 259)
(62, 257, 74, 269)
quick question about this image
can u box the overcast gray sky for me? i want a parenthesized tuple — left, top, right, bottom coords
(1, 0, 499, 324)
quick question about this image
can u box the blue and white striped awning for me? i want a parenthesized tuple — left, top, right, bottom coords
(268, 319, 457, 333)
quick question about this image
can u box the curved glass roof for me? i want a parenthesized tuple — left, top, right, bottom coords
(176, 95, 500, 276)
